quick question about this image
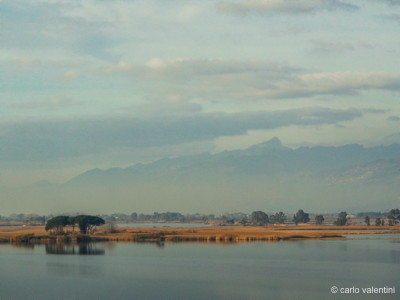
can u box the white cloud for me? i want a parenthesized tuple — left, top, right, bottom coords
(62, 70, 79, 80)
(178, 5, 203, 22)
(105, 57, 298, 79)
(103, 58, 400, 100)
(266, 72, 400, 98)
(59, 1, 152, 24)
(217, 0, 358, 15)
(378, 0, 400, 6)
(103, 61, 135, 74)
(9, 58, 88, 69)
(12, 96, 78, 110)
(0, 107, 367, 161)
(310, 40, 374, 54)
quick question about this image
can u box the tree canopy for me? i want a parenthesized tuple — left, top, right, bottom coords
(334, 212, 348, 226)
(45, 216, 71, 234)
(387, 208, 400, 226)
(270, 212, 286, 224)
(293, 209, 310, 225)
(71, 215, 105, 234)
(45, 215, 105, 235)
(315, 215, 324, 225)
(250, 211, 269, 226)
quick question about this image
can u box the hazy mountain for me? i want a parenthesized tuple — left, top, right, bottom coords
(66, 137, 400, 186)
(3, 138, 399, 214)
(325, 158, 400, 185)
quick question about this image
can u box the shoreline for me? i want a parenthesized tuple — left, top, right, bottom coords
(1, 225, 399, 244)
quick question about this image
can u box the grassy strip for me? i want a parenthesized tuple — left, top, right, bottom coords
(1, 225, 399, 244)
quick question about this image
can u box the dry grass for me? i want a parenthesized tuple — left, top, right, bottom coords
(1, 224, 399, 243)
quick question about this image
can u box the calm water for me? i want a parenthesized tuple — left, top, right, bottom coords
(0, 237, 399, 300)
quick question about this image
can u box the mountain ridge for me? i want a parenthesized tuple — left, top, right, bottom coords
(66, 138, 400, 185)
(4, 138, 399, 214)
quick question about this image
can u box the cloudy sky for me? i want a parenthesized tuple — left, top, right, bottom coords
(1, 0, 400, 187)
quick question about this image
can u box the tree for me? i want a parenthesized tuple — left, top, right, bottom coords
(239, 216, 249, 226)
(293, 209, 310, 225)
(72, 215, 105, 234)
(104, 222, 117, 233)
(250, 211, 269, 226)
(364, 216, 370, 226)
(226, 218, 235, 225)
(270, 212, 286, 224)
(387, 208, 400, 226)
(68, 216, 77, 232)
(130, 212, 138, 221)
(315, 215, 324, 225)
(45, 216, 71, 234)
(334, 212, 348, 226)
(375, 218, 382, 226)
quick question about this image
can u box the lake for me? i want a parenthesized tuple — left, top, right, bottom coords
(0, 236, 398, 300)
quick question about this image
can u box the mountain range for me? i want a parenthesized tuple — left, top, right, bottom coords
(67, 137, 400, 186)
(3, 138, 400, 214)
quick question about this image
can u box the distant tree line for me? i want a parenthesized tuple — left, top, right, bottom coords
(362, 209, 400, 226)
(242, 208, 400, 227)
(1, 208, 399, 227)
(242, 210, 318, 226)
(100, 212, 212, 223)
(388, 209, 400, 226)
(357, 212, 384, 218)
(0, 213, 45, 225)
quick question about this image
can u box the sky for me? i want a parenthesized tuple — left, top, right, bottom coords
(1, 0, 400, 188)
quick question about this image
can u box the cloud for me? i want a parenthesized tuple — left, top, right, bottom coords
(217, 0, 358, 15)
(378, 0, 400, 6)
(11, 96, 78, 110)
(0, 1, 119, 61)
(380, 13, 400, 24)
(362, 108, 388, 114)
(310, 40, 373, 54)
(61, 70, 79, 80)
(124, 102, 203, 117)
(105, 58, 299, 79)
(178, 5, 203, 22)
(0, 107, 366, 162)
(256, 72, 400, 99)
(381, 132, 400, 144)
(104, 58, 400, 100)
(387, 116, 400, 122)
(6, 58, 87, 69)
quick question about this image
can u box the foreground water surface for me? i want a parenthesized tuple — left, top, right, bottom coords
(0, 236, 398, 300)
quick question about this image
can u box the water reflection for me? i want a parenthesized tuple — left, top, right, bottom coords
(1, 238, 400, 300)
(45, 243, 105, 255)
(156, 241, 165, 248)
(11, 242, 35, 249)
